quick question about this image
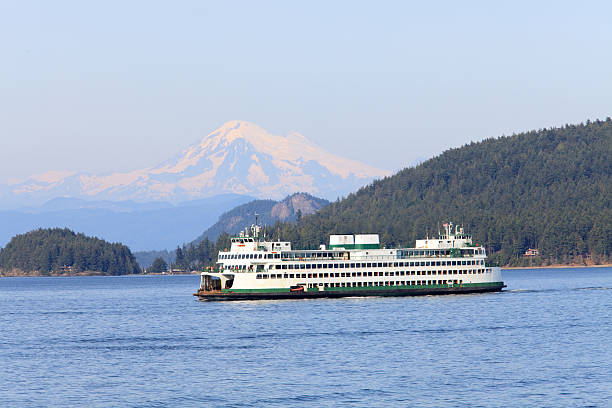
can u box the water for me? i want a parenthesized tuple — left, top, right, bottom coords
(1, 268, 611, 407)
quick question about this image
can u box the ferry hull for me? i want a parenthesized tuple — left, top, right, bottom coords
(194, 283, 505, 301)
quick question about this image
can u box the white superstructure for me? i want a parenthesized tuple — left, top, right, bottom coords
(197, 221, 503, 297)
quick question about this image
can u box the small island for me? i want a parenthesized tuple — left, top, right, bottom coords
(0, 228, 141, 277)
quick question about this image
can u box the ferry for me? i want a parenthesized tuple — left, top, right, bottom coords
(194, 221, 504, 301)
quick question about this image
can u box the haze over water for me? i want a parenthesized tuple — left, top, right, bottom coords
(1, 268, 611, 407)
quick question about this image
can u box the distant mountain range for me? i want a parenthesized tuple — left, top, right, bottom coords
(3, 121, 389, 206)
(0, 194, 253, 251)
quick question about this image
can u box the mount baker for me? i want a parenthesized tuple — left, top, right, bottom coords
(5, 121, 389, 204)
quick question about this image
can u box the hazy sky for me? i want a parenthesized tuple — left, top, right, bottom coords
(1, 0, 611, 183)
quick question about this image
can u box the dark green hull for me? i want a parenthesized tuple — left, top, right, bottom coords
(194, 282, 505, 301)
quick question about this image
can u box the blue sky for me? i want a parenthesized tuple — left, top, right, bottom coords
(1, 0, 611, 182)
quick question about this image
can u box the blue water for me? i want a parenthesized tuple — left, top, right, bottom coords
(1, 268, 611, 407)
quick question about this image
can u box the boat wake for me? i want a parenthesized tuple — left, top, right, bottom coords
(506, 287, 612, 294)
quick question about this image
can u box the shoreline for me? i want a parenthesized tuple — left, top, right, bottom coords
(0, 271, 200, 278)
(2, 265, 610, 278)
(502, 263, 612, 270)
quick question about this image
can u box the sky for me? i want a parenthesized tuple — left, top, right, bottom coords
(1, 0, 611, 183)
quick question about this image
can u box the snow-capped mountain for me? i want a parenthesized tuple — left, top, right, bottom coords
(5, 121, 390, 204)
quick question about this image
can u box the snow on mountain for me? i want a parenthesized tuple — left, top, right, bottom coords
(6, 121, 390, 204)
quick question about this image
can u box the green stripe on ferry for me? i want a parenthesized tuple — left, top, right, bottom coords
(221, 282, 504, 294)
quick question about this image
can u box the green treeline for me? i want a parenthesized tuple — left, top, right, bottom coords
(275, 119, 611, 266)
(171, 234, 231, 270)
(172, 119, 611, 268)
(0, 228, 141, 275)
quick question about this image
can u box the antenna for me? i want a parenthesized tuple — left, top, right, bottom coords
(254, 212, 259, 238)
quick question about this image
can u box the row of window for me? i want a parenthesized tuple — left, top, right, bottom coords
(224, 260, 484, 271)
(271, 259, 484, 270)
(219, 253, 486, 262)
(220, 253, 280, 260)
(305, 280, 463, 288)
(256, 269, 488, 279)
(285, 248, 482, 259)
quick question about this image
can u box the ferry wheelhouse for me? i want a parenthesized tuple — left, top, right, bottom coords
(194, 222, 504, 300)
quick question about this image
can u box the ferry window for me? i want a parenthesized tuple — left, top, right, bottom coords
(389, 272, 394, 276)
(300, 264, 305, 269)
(282, 265, 287, 270)
(317, 264, 322, 269)
(290, 274, 295, 278)
(340, 264, 345, 269)
(357, 272, 362, 277)
(283, 274, 288, 278)
(367, 272, 372, 276)
(376, 263, 381, 267)
(256, 274, 262, 279)
(305, 264, 311, 269)
(262, 274, 268, 279)
(341, 272, 345, 277)
(350, 263, 355, 268)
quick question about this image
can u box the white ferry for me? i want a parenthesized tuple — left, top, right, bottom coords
(194, 221, 504, 300)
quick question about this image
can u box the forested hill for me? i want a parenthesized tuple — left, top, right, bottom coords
(277, 119, 612, 266)
(0, 228, 141, 276)
(192, 192, 329, 244)
(162, 193, 328, 271)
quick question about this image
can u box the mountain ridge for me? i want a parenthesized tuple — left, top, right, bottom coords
(192, 192, 329, 244)
(5, 121, 389, 205)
